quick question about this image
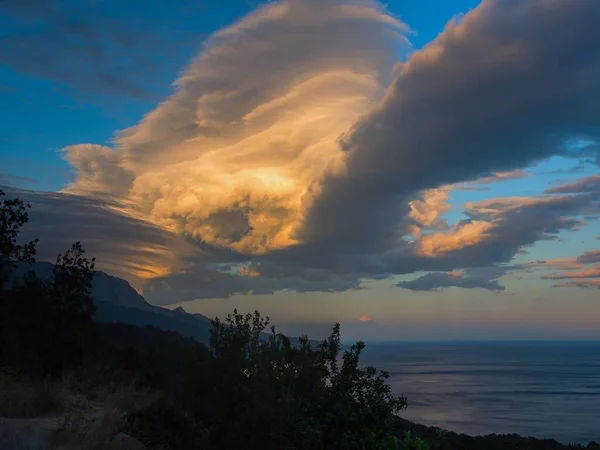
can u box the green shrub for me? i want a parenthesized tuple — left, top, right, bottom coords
(399, 431, 431, 450)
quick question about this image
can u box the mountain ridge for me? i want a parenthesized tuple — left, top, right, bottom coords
(5, 261, 213, 344)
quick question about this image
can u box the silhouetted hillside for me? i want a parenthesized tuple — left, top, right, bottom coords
(8, 260, 214, 343)
(94, 301, 211, 343)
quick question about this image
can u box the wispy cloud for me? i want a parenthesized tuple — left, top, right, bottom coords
(523, 259, 585, 271)
(554, 279, 600, 289)
(0, 174, 39, 187)
(456, 170, 530, 190)
(542, 265, 600, 280)
(0, 0, 206, 103)
(1, 186, 201, 288)
(525, 248, 600, 289)
(545, 174, 600, 194)
(454, 185, 491, 192)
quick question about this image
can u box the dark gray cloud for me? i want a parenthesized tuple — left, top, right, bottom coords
(270, 193, 599, 279)
(143, 265, 363, 305)
(1, 186, 202, 283)
(396, 266, 511, 292)
(0, 173, 39, 187)
(0, 0, 212, 102)
(397, 246, 600, 292)
(299, 0, 600, 253)
(448, 195, 597, 264)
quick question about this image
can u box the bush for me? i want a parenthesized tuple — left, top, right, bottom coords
(186, 309, 408, 450)
(124, 396, 205, 450)
(399, 432, 431, 450)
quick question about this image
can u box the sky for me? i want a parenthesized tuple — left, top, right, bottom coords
(1, 0, 599, 341)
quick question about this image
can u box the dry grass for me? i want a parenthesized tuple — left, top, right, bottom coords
(0, 370, 156, 448)
(0, 371, 66, 418)
(56, 403, 121, 450)
(55, 382, 157, 450)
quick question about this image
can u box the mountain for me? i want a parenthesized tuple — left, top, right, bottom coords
(90, 270, 213, 343)
(4, 261, 322, 347)
(5, 261, 213, 344)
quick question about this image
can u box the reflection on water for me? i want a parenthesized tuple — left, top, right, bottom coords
(360, 341, 600, 444)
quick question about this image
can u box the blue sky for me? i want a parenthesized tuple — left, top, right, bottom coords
(1, 0, 599, 340)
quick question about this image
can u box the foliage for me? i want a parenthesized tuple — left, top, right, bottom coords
(0, 190, 96, 378)
(0, 190, 37, 286)
(390, 416, 600, 450)
(187, 309, 407, 450)
(398, 431, 432, 450)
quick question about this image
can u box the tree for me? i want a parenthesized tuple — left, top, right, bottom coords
(0, 189, 38, 286)
(187, 309, 407, 450)
(0, 190, 96, 378)
(40, 242, 97, 377)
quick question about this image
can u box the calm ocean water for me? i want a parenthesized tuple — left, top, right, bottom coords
(360, 341, 600, 445)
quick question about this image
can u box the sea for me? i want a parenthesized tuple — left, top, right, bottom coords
(360, 341, 600, 445)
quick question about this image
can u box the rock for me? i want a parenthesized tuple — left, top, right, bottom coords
(0, 417, 56, 450)
(110, 432, 147, 449)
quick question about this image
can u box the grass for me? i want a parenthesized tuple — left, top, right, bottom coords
(0, 369, 156, 449)
(0, 371, 65, 418)
(55, 380, 157, 450)
(56, 402, 122, 450)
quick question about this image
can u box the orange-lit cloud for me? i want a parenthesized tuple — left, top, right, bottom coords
(417, 220, 494, 256)
(239, 266, 261, 278)
(62, 0, 409, 263)
(554, 279, 600, 289)
(541, 264, 600, 280)
(577, 250, 600, 264)
(408, 187, 452, 238)
(524, 250, 600, 275)
(358, 315, 372, 323)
